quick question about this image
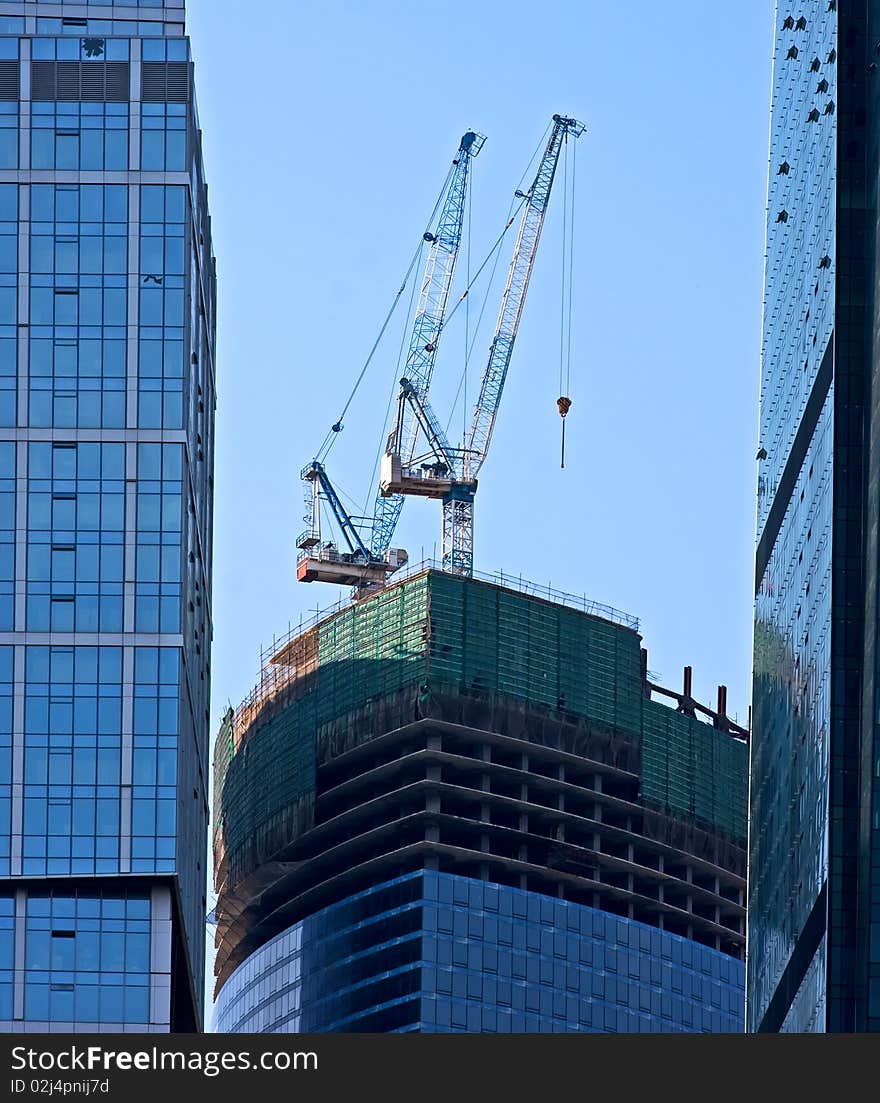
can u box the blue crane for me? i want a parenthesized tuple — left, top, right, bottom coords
(296, 130, 484, 590)
(372, 130, 485, 560)
(380, 114, 586, 576)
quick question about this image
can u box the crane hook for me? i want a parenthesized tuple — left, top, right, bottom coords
(557, 396, 572, 468)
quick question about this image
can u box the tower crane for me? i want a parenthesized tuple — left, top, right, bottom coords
(296, 130, 485, 589)
(371, 131, 485, 563)
(380, 114, 585, 576)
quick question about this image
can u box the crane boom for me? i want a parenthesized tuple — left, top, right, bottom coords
(296, 460, 407, 588)
(466, 114, 584, 477)
(441, 114, 585, 575)
(371, 130, 484, 558)
(302, 461, 370, 558)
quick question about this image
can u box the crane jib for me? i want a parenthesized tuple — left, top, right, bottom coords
(465, 116, 584, 477)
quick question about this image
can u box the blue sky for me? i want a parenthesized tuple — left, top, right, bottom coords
(189, 0, 775, 734)
(189, 2, 776, 1001)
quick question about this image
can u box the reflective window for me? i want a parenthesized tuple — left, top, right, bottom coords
(23, 645, 123, 876)
(0, 185, 15, 429)
(0, 650, 12, 876)
(30, 185, 128, 430)
(23, 890, 150, 1024)
(135, 445, 182, 632)
(139, 187, 186, 429)
(26, 443, 125, 634)
(0, 104, 16, 171)
(750, 2, 837, 1032)
(0, 445, 13, 630)
(31, 103, 129, 172)
(131, 647, 178, 873)
(214, 872, 746, 1034)
(141, 104, 186, 172)
(31, 37, 129, 61)
(0, 895, 13, 1016)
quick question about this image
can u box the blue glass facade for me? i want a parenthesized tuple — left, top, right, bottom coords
(0, 0, 215, 1032)
(0, 883, 157, 1026)
(750, 0, 836, 1037)
(751, 0, 880, 1033)
(214, 872, 744, 1034)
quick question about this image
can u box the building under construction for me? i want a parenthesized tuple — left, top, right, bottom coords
(212, 566, 748, 1033)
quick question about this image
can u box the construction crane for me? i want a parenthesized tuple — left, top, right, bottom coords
(380, 114, 585, 576)
(372, 130, 485, 562)
(296, 130, 485, 589)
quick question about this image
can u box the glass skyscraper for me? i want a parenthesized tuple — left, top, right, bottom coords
(750, 0, 880, 1031)
(0, 1, 215, 1032)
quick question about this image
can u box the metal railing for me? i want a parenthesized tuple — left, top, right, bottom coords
(295, 542, 374, 566)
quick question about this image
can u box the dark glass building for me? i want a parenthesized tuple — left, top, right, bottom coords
(213, 569, 747, 1033)
(0, 1, 216, 1032)
(749, 1, 880, 1032)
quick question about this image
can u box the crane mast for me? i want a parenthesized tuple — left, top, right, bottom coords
(371, 130, 485, 560)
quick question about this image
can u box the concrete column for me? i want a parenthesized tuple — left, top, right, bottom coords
(149, 886, 172, 1028)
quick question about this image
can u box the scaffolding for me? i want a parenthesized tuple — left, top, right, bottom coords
(214, 566, 748, 903)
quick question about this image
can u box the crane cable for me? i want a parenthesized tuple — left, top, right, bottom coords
(558, 136, 568, 403)
(437, 193, 528, 341)
(443, 197, 515, 438)
(557, 134, 576, 469)
(463, 158, 472, 443)
(361, 240, 423, 516)
(314, 161, 457, 464)
(568, 138, 577, 396)
(315, 237, 425, 464)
